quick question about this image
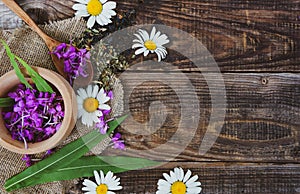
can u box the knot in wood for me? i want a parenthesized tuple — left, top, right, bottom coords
(261, 77, 268, 85)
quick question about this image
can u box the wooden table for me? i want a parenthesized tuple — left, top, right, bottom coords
(1, 0, 300, 193)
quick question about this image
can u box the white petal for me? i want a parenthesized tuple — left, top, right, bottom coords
(77, 108, 84, 118)
(77, 95, 84, 104)
(78, 88, 88, 99)
(150, 27, 156, 40)
(183, 169, 192, 183)
(87, 85, 93, 97)
(186, 175, 199, 186)
(135, 47, 147, 55)
(187, 186, 202, 194)
(132, 43, 143, 49)
(170, 171, 177, 183)
(94, 170, 101, 185)
(97, 94, 110, 104)
(133, 34, 144, 44)
(156, 51, 162, 62)
(82, 113, 93, 127)
(109, 185, 122, 190)
(92, 113, 100, 123)
(75, 0, 88, 4)
(156, 34, 169, 45)
(178, 168, 184, 181)
(100, 170, 105, 183)
(144, 49, 149, 57)
(157, 47, 167, 56)
(87, 16, 96, 28)
(81, 112, 88, 125)
(156, 190, 171, 194)
(75, 10, 90, 17)
(158, 179, 171, 187)
(92, 85, 99, 98)
(96, 15, 105, 26)
(106, 191, 115, 194)
(157, 185, 171, 193)
(95, 110, 103, 117)
(138, 29, 149, 41)
(105, 171, 114, 183)
(72, 3, 86, 11)
(99, 104, 111, 110)
(152, 31, 161, 42)
(102, 9, 116, 17)
(82, 186, 92, 191)
(83, 179, 97, 189)
(84, 192, 97, 194)
(155, 49, 165, 60)
(97, 15, 110, 26)
(187, 181, 201, 187)
(103, 1, 117, 10)
(162, 173, 172, 184)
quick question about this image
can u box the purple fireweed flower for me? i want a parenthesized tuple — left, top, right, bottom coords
(52, 42, 90, 85)
(95, 116, 109, 134)
(2, 84, 64, 148)
(111, 133, 125, 150)
(22, 154, 32, 167)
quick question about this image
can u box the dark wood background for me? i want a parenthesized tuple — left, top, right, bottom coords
(1, 0, 300, 193)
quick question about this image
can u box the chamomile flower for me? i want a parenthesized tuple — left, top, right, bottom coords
(77, 85, 111, 127)
(132, 27, 169, 62)
(72, 0, 117, 28)
(82, 170, 122, 194)
(156, 167, 202, 194)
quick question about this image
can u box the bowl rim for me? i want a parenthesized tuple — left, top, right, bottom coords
(0, 67, 77, 154)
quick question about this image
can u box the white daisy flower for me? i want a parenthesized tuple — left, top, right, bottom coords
(77, 85, 111, 127)
(132, 27, 169, 62)
(82, 170, 122, 194)
(72, 0, 117, 28)
(156, 167, 202, 194)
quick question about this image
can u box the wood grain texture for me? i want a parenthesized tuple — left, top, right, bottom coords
(1, 0, 300, 193)
(128, 0, 300, 72)
(117, 163, 300, 194)
(1, 0, 298, 71)
(101, 72, 300, 163)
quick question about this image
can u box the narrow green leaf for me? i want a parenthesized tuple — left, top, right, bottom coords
(1, 40, 32, 89)
(14, 156, 161, 187)
(4, 115, 127, 191)
(15, 56, 54, 93)
(0, 97, 14, 107)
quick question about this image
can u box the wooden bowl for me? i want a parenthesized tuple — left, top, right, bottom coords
(0, 67, 77, 154)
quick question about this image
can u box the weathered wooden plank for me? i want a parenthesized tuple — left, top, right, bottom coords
(100, 72, 300, 162)
(1, 0, 299, 71)
(130, 0, 300, 72)
(114, 162, 300, 194)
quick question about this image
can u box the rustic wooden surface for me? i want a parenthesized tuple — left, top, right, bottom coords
(1, 0, 300, 193)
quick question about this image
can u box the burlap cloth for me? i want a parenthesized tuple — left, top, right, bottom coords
(0, 18, 124, 193)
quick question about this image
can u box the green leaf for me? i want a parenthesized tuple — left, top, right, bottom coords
(1, 40, 32, 89)
(16, 156, 161, 187)
(0, 97, 14, 107)
(15, 56, 54, 93)
(4, 115, 127, 191)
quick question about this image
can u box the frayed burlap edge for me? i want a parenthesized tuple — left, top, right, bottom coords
(0, 17, 124, 194)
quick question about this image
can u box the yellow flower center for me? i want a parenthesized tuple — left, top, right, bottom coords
(171, 181, 187, 194)
(87, 0, 103, 16)
(83, 97, 99, 113)
(96, 184, 108, 194)
(144, 40, 157, 50)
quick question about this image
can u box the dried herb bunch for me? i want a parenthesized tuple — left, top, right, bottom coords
(73, 10, 136, 91)
(73, 10, 136, 50)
